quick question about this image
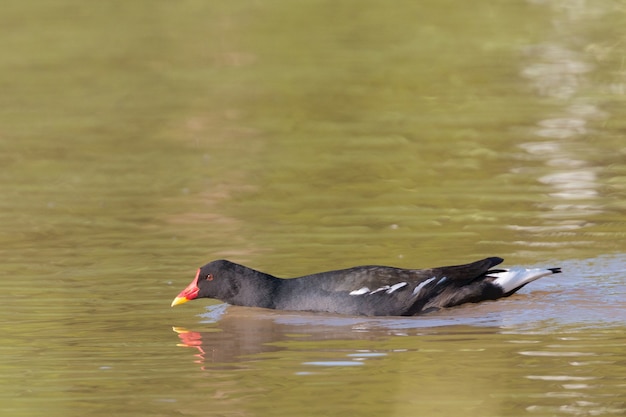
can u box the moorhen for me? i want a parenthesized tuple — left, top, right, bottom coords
(171, 257, 561, 316)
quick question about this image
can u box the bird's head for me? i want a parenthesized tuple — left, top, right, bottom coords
(171, 260, 240, 307)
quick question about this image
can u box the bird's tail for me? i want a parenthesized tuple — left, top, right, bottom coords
(490, 267, 561, 296)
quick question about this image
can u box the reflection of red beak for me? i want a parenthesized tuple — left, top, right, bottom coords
(172, 327, 205, 362)
(171, 269, 201, 307)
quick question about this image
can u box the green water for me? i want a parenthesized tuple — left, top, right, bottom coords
(1, 1, 625, 416)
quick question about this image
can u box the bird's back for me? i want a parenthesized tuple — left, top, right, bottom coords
(273, 257, 503, 316)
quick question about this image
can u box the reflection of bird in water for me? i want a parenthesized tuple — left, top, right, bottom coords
(171, 257, 560, 316)
(173, 327, 205, 358)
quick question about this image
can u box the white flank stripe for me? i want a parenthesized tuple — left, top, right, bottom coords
(350, 282, 408, 296)
(370, 285, 390, 294)
(412, 277, 436, 296)
(492, 268, 555, 294)
(386, 282, 408, 294)
(349, 287, 370, 296)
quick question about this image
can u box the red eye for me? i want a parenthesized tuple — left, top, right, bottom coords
(207, 274, 214, 281)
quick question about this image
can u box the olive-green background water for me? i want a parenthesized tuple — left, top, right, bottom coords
(1, 1, 625, 416)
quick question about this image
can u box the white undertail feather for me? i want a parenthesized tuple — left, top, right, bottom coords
(491, 268, 556, 294)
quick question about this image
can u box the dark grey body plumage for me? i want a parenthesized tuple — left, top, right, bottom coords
(186, 257, 553, 316)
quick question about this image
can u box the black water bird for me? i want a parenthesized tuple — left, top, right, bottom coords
(171, 257, 561, 316)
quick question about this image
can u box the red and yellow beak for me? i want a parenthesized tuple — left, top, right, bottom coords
(171, 269, 201, 307)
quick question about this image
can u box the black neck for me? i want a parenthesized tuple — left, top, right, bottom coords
(226, 270, 281, 309)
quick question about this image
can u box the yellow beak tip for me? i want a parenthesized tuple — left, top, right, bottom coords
(172, 326, 189, 333)
(171, 296, 189, 307)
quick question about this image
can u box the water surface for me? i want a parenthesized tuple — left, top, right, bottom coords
(0, 0, 625, 416)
